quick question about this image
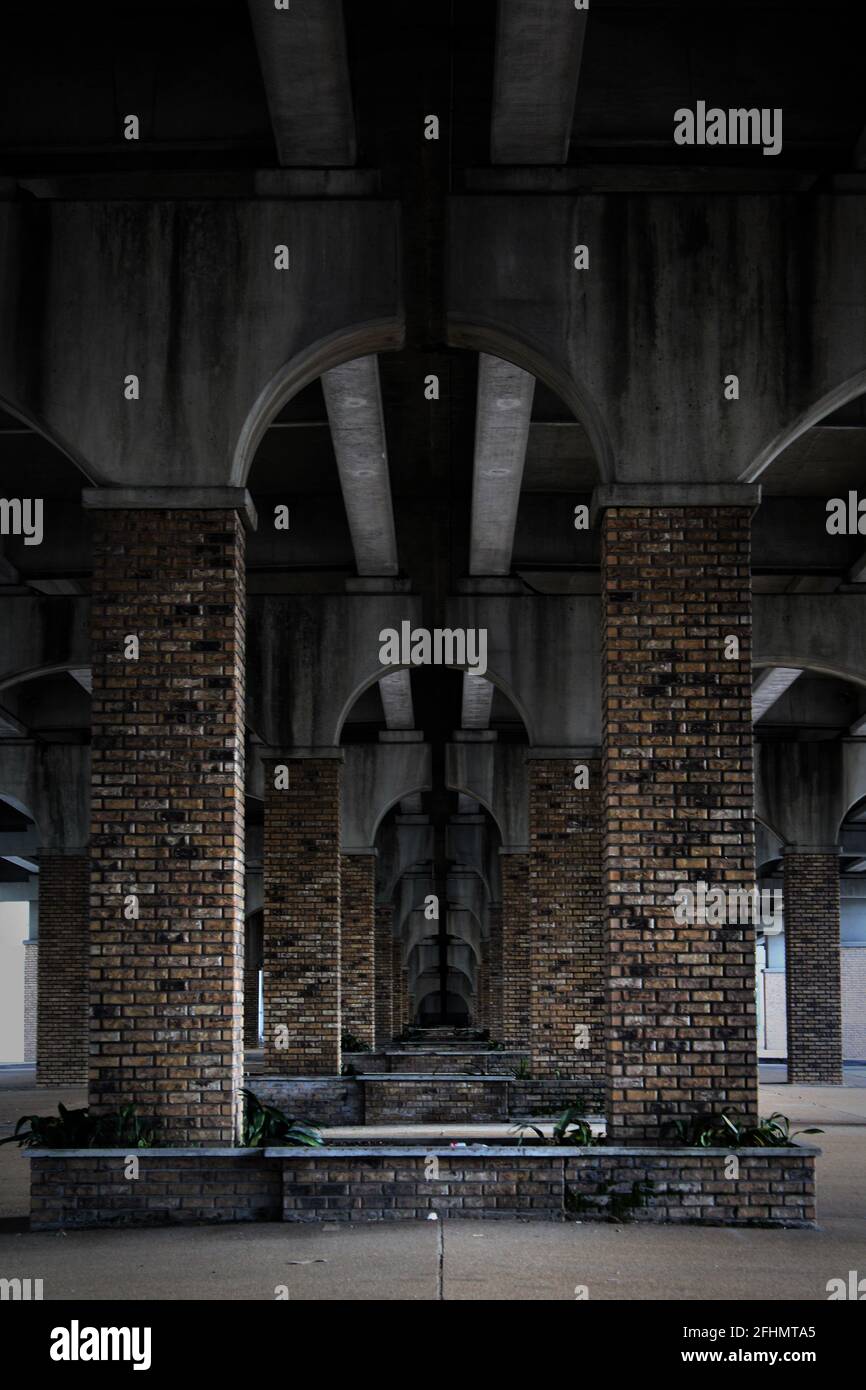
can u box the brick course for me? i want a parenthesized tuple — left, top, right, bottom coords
(340, 854, 376, 1049)
(528, 758, 605, 1100)
(37, 853, 89, 1085)
(263, 758, 342, 1075)
(602, 506, 758, 1143)
(784, 851, 843, 1084)
(89, 509, 246, 1144)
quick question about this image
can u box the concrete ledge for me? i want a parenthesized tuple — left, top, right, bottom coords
(82, 486, 258, 531)
(590, 482, 762, 526)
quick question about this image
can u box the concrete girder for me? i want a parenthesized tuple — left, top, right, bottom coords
(753, 595, 866, 691)
(341, 740, 432, 852)
(0, 596, 89, 692)
(247, 0, 356, 168)
(491, 0, 588, 165)
(448, 195, 866, 485)
(469, 354, 534, 576)
(0, 742, 89, 848)
(0, 201, 401, 487)
(448, 591, 599, 746)
(376, 815, 434, 905)
(247, 591, 423, 747)
(446, 741, 529, 849)
(752, 667, 803, 723)
(754, 739, 866, 847)
(321, 355, 399, 576)
(447, 817, 500, 901)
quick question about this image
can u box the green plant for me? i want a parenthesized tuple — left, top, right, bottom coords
(511, 1104, 597, 1147)
(0, 1102, 157, 1149)
(514, 1057, 531, 1080)
(661, 1110, 823, 1149)
(240, 1089, 324, 1148)
(341, 1032, 372, 1053)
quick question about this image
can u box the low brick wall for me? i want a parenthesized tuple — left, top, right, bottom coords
(245, 1076, 363, 1125)
(361, 1076, 511, 1123)
(30, 1151, 281, 1230)
(509, 1078, 605, 1116)
(273, 1145, 817, 1226)
(386, 1051, 529, 1075)
(29, 1145, 818, 1230)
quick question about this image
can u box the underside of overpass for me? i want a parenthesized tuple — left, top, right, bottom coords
(1, 0, 865, 1245)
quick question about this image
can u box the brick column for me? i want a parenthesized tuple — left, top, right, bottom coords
(528, 757, 605, 1093)
(475, 950, 487, 1028)
(500, 850, 529, 1045)
(341, 853, 376, 1050)
(243, 910, 262, 1049)
(486, 905, 503, 1040)
(23, 919, 38, 1065)
(602, 501, 758, 1143)
(263, 757, 342, 1075)
(374, 905, 394, 1045)
(89, 507, 246, 1144)
(783, 849, 843, 1084)
(392, 937, 407, 1035)
(36, 852, 89, 1085)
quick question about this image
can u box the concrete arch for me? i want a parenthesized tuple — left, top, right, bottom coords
(335, 659, 533, 748)
(741, 369, 866, 484)
(0, 393, 96, 483)
(0, 597, 89, 694)
(231, 321, 404, 486)
(753, 598, 866, 693)
(447, 318, 612, 483)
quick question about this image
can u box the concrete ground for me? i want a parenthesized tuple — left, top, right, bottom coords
(1, 1065, 864, 1300)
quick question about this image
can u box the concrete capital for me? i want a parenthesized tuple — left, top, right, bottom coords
(590, 482, 761, 526)
(82, 486, 258, 531)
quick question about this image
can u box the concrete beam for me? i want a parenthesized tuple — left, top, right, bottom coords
(752, 667, 802, 722)
(322, 356, 399, 577)
(491, 0, 588, 165)
(247, 0, 356, 167)
(341, 742, 432, 852)
(469, 354, 535, 576)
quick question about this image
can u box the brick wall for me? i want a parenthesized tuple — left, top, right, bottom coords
(246, 1075, 363, 1125)
(392, 937, 408, 1034)
(602, 506, 758, 1143)
(23, 938, 38, 1065)
(486, 905, 503, 1039)
(363, 1077, 509, 1123)
(340, 854, 376, 1049)
(37, 853, 89, 1085)
(528, 758, 605, 1096)
(842, 948, 866, 1062)
(475, 950, 487, 1027)
(500, 852, 530, 1045)
(243, 958, 260, 1050)
(263, 758, 342, 1075)
(374, 905, 394, 1045)
(89, 509, 245, 1144)
(31, 1153, 281, 1229)
(783, 851, 843, 1083)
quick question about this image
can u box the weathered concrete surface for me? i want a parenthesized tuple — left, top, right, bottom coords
(0, 200, 402, 487)
(448, 195, 866, 483)
(0, 743, 89, 846)
(754, 595, 866, 687)
(341, 742, 432, 851)
(247, 0, 356, 168)
(491, 0, 587, 166)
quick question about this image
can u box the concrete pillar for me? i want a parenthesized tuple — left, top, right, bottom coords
(528, 756, 605, 1094)
(783, 848, 843, 1084)
(36, 851, 89, 1086)
(374, 905, 394, 1045)
(500, 850, 529, 1045)
(341, 852, 376, 1049)
(89, 507, 246, 1143)
(263, 756, 342, 1075)
(486, 904, 503, 1039)
(601, 501, 758, 1143)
